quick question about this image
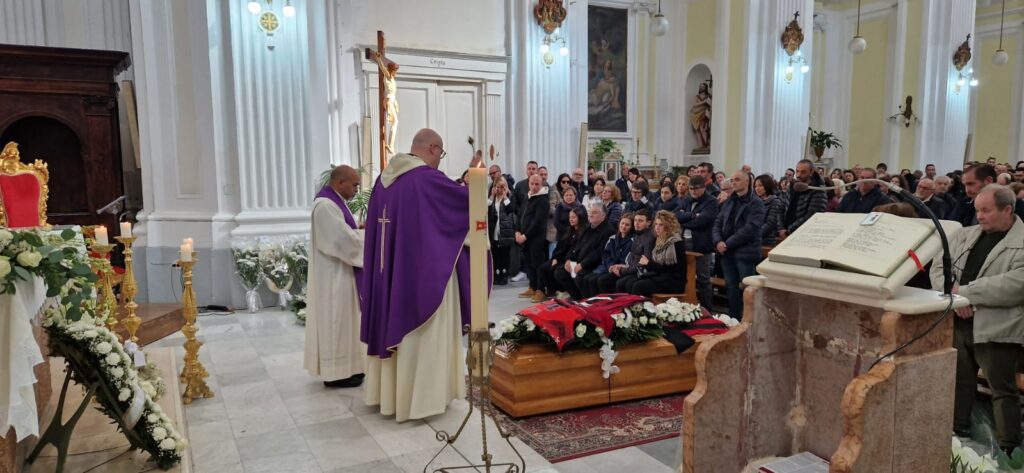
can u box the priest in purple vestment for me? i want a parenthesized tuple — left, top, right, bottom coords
(360, 128, 477, 422)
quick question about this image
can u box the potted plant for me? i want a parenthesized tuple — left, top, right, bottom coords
(592, 139, 619, 160)
(810, 130, 843, 160)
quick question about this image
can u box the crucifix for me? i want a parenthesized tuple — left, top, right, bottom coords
(365, 31, 399, 171)
(377, 206, 391, 272)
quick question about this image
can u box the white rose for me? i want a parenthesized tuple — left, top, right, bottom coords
(147, 413, 160, 423)
(110, 367, 124, 379)
(16, 251, 42, 268)
(83, 330, 98, 339)
(152, 427, 168, 440)
(106, 353, 121, 365)
(95, 342, 112, 354)
(159, 438, 177, 451)
(0, 257, 10, 279)
(639, 316, 649, 326)
(0, 229, 12, 247)
(575, 324, 587, 338)
(121, 353, 131, 364)
(595, 327, 605, 337)
(118, 388, 131, 402)
(141, 381, 156, 398)
(525, 319, 536, 331)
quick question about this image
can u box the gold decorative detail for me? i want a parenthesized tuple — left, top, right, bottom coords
(88, 238, 121, 339)
(115, 236, 140, 343)
(0, 141, 49, 228)
(178, 255, 213, 405)
(534, 0, 567, 35)
(953, 34, 972, 71)
(259, 11, 280, 33)
(780, 11, 805, 57)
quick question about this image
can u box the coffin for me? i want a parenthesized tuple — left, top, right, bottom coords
(490, 337, 704, 418)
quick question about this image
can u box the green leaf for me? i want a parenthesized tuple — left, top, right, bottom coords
(71, 264, 94, 276)
(61, 229, 75, 240)
(12, 265, 30, 281)
(22, 233, 43, 247)
(45, 285, 61, 297)
(48, 251, 64, 264)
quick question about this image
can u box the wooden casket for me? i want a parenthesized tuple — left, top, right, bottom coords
(490, 337, 704, 417)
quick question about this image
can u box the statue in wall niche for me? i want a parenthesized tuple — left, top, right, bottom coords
(690, 80, 712, 154)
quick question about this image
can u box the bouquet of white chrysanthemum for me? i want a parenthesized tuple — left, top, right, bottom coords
(231, 245, 264, 312)
(284, 241, 308, 287)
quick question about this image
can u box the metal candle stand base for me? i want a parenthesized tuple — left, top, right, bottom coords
(424, 328, 525, 473)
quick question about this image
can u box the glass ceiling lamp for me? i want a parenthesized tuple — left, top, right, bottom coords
(848, 0, 867, 54)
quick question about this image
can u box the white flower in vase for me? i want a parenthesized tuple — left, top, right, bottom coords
(575, 324, 587, 338)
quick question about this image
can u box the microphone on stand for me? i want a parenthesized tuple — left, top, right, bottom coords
(792, 179, 954, 295)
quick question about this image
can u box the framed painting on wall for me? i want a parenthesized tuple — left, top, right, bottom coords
(588, 5, 628, 133)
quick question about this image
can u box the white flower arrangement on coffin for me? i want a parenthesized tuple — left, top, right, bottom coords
(43, 314, 186, 469)
(951, 437, 998, 472)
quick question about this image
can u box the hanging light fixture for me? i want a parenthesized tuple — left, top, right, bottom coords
(650, 0, 669, 37)
(534, 0, 568, 68)
(993, 0, 1009, 65)
(247, 0, 262, 14)
(247, 0, 297, 51)
(282, 0, 295, 18)
(848, 0, 867, 54)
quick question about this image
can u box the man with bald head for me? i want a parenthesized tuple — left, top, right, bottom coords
(305, 165, 366, 388)
(361, 128, 481, 421)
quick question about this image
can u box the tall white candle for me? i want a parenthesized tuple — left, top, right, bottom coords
(184, 237, 194, 248)
(120, 221, 132, 237)
(467, 165, 489, 331)
(180, 244, 192, 262)
(95, 226, 109, 245)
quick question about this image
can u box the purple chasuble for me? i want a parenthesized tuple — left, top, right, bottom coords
(314, 186, 363, 296)
(359, 165, 488, 358)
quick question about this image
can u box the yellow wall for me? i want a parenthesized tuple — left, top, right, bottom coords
(974, 34, 1017, 162)
(724, 0, 747, 173)
(848, 17, 889, 168)
(685, 0, 718, 66)
(898, 0, 922, 171)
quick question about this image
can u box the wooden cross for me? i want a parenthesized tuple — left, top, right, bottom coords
(377, 206, 391, 272)
(366, 30, 393, 171)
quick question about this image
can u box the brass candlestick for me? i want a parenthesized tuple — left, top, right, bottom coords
(425, 327, 524, 473)
(178, 255, 213, 404)
(114, 236, 141, 343)
(89, 242, 120, 337)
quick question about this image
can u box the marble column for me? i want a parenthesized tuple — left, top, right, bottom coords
(739, 0, 815, 175)
(915, 0, 976, 171)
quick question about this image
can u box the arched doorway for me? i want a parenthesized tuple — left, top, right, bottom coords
(1, 116, 89, 218)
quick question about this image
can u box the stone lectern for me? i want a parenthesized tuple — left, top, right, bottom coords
(682, 274, 969, 473)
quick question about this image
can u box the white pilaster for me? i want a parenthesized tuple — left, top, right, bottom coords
(916, 0, 977, 170)
(740, 0, 815, 175)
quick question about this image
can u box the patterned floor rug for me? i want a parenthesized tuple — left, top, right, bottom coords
(477, 391, 684, 463)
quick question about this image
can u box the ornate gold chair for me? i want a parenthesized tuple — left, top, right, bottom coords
(0, 141, 48, 228)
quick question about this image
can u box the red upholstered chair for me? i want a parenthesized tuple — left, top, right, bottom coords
(0, 142, 49, 228)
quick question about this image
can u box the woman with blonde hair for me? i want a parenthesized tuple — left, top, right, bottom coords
(602, 185, 624, 227)
(626, 210, 687, 296)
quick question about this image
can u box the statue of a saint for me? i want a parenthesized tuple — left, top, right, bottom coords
(366, 46, 399, 158)
(690, 82, 712, 153)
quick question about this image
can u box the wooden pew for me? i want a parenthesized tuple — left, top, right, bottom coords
(651, 252, 700, 305)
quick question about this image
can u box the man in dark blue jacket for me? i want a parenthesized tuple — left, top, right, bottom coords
(837, 169, 892, 214)
(713, 171, 766, 320)
(676, 175, 718, 309)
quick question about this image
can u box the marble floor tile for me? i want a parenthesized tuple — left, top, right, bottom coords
(274, 375, 332, 401)
(356, 413, 428, 437)
(388, 446, 473, 473)
(216, 361, 271, 388)
(635, 436, 682, 470)
(189, 421, 242, 471)
(184, 399, 229, 427)
(301, 418, 389, 470)
(236, 428, 311, 462)
(370, 424, 443, 456)
(194, 464, 245, 473)
(323, 458, 403, 473)
(249, 335, 305, 356)
(226, 401, 297, 439)
(575, 447, 675, 473)
(243, 452, 322, 473)
(283, 392, 355, 426)
(221, 379, 281, 404)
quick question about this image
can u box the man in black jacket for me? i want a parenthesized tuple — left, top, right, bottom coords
(713, 171, 766, 319)
(598, 209, 654, 294)
(510, 160, 539, 283)
(781, 160, 828, 238)
(837, 169, 891, 213)
(914, 178, 948, 219)
(515, 175, 550, 298)
(555, 204, 615, 299)
(676, 175, 718, 308)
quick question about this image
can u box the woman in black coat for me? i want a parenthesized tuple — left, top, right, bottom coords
(627, 210, 687, 296)
(653, 185, 682, 213)
(488, 177, 516, 285)
(553, 186, 584, 240)
(535, 207, 587, 302)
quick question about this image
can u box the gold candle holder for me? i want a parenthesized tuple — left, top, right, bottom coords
(114, 236, 141, 343)
(89, 242, 120, 338)
(178, 255, 213, 404)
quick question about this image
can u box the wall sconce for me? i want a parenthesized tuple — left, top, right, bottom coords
(535, 0, 569, 68)
(246, 0, 296, 51)
(888, 96, 920, 127)
(952, 34, 977, 93)
(781, 11, 810, 83)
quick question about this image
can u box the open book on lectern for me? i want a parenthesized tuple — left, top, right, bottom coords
(756, 212, 962, 299)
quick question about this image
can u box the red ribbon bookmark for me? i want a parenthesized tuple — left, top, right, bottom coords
(907, 249, 924, 271)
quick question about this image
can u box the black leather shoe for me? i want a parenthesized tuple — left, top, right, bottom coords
(324, 373, 365, 388)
